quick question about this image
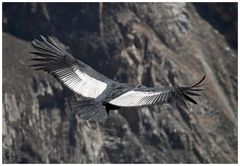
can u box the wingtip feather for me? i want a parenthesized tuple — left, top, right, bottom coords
(192, 75, 206, 87)
(183, 93, 197, 104)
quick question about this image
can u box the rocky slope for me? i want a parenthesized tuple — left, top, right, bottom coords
(2, 3, 237, 163)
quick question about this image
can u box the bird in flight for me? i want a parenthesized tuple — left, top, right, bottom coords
(30, 36, 205, 122)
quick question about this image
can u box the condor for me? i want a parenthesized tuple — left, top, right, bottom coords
(30, 36, 205, 122)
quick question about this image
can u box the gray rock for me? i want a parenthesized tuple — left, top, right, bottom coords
(2, 3, 237, 163)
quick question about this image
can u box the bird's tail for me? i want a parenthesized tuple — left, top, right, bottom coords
(170, 75, 206, 109)
(70, 99, 108, 123)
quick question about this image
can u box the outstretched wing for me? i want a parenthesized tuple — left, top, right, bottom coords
(30, 36, 112, 99)
(108, 76, 205, 108)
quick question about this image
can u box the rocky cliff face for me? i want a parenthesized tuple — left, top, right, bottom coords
(2, 3, 237, 163)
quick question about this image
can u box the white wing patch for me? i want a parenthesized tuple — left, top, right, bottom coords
(74, 68, 107, 98)
(55, 65, 107, 98)
(109, 90, 163, 107)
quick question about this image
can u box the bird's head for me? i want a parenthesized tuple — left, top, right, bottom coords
(136, 84, 146, 89)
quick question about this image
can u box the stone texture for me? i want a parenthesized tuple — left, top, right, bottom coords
(2, 3, 237, 163)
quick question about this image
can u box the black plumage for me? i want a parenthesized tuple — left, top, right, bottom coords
(30, 36, 205, 122)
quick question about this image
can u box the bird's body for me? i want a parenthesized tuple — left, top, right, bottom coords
(30, 36, 205, 122)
